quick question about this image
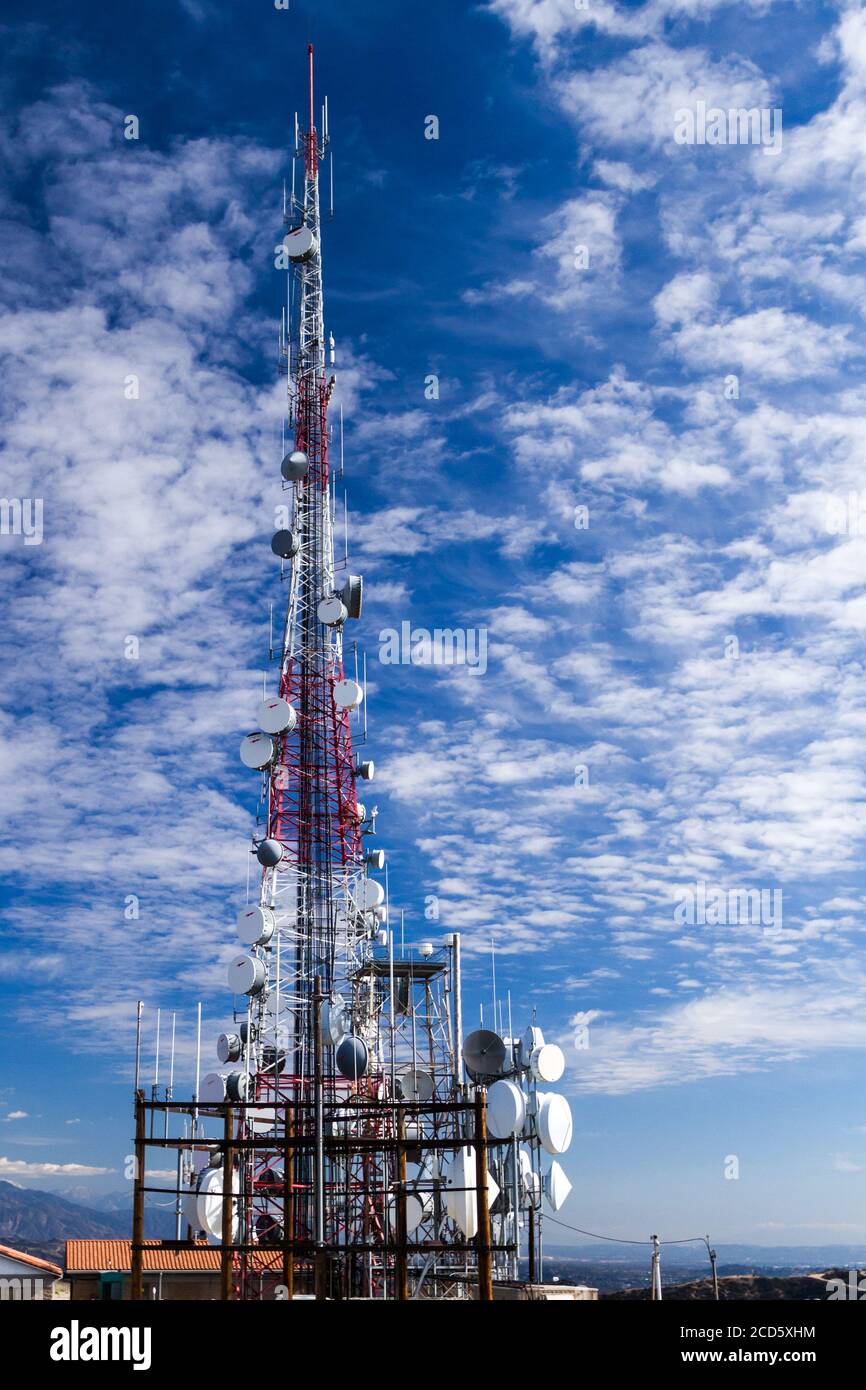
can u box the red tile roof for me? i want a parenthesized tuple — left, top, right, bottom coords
(65, 1240, 286, 1273)
(0, 1243, 62, 1277)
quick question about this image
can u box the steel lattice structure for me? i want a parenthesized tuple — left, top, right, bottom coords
(130, 50, 576, 1304)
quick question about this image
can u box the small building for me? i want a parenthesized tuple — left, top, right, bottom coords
(0, 1243, 64, 1299)
(65, 1240, 223, 1301)
(64, 1239, 288, 1301)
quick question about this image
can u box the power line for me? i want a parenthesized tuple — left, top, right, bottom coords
(545, 1215, 712, 1249)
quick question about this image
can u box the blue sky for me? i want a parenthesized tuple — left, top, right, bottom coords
(3, 0, 866, 1247)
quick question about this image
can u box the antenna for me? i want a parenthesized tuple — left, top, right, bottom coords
(127, 45, 573, 1303)
(330, 152, 334, 218)
(308, 43, 314, 139)
(134, 1001, 143, 1092)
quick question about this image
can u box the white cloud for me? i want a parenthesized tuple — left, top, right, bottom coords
(0, 1156, 111, 1177)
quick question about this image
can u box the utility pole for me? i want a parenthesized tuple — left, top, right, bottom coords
(651, 1234, 662, 1300)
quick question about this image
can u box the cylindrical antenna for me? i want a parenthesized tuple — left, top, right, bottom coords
(308, 44, 314, 137)
(194, 1002, 202, 1107)
(343, 492, 348, 565)
(153, 1008, 161, 1089)
(452, 934, 464, 1087)
(134, 1001, 143, 1092)
(291, 156, 296, 209)
(363, 651, 368, 737)
(339, 403, 344, 476)
(165, 1012, 176, 1141)
(282, 178, 287, 219)
(330, 152, 334, 217)
(325, 95, 329, 141)
(269, 602, 274, 662)
(168, 1013, 176, 1092)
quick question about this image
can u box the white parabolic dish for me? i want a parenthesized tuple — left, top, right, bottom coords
(530, 1042, 565, 1083)
(196, 1165, 240, 1241)
(520, 1025, 544, 1066)
(317, 597, 347, 626)
(257, 697, 297, 735)
(284, 225, 317, 261)
(360, 878, 385, 911)
(536, 1092, 573, 1156)
(240, 732, 274, 770)
(444, 1147, 500, 1239)
(487, 1079, 527, 1139)
(236, 905, 276, 947)
(334, 678, 363, 710)
(546, 1160, 573, 1212)
(387, 1191, 429, 1235)
(227, 953, 266, 996)
(200, 1072, 227, 1104)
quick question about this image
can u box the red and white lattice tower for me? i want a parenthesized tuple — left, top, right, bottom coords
(215, 49, 465, 1298)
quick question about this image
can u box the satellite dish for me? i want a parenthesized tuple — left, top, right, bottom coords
(365, 848, 385, 870)
(196, 1165, 240, 1241)
(283, 226, 317, 263)
(317, 596, 347, 626)
(201, 1072, 227, 1104)
(255, 1213, 282, 1244)
(544, 1160, 573, 1212)
(518, 1147, 541, 1201)
(340, 575, 363, 620)
(387, 1190, 430, 1235)
(246, 1106, 277, 1135)
(321, 994, 348, 1046)
(462, 1029, 507, 1079)
(256, 839, 283, 867)
(260, 1045, 285, 1075)
(520, 1025, 545, 1067)
(356, 760, 374, 780)
(240, 732, 275, 770)
(226, 1070, 251, 1103)
(236, 905, 276, 947)
(530, 1043, 565, 1084)
(487, 1079, 527, 1139)
(334, 678, 363, 710)
(395, 1065, 435, 1103)
(359, 879, 385, 911)
(257, 698, 297, 735)
(443, 1147, 500, 1238)
(336, 1034, 369, 1081)
(227, 953, 267, 997)
(271, 530, 300, 560)
(281, 449, 310, 481)
(217, 1033, 242, 1065)
(536, 1092, 573, 1156)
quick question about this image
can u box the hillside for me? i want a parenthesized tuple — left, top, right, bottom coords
(0, 1180, 175, 1263)
(602, 1271, 839, 1300)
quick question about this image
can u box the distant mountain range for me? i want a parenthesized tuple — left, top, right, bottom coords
(545, 1241, 866, 1267)
(0, 1180, 176, 1256)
